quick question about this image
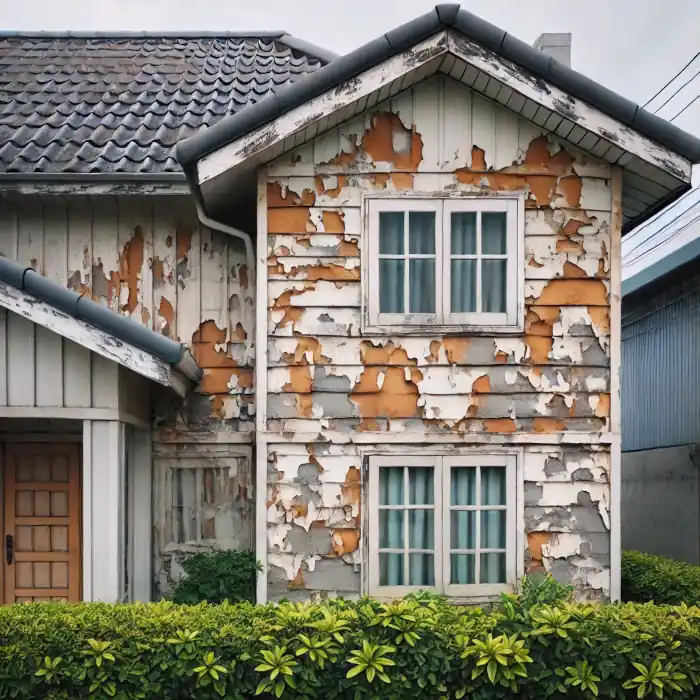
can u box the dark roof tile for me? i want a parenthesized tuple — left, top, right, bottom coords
(0, 34, 328, 174)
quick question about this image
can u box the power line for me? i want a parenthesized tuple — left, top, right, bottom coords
(670, 92, 700, 122)
(642, 50, 700, 109)
(653, 67, 700, 114)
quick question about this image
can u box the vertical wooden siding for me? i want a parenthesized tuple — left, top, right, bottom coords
(264, 75, 614, 601)
(0, 194, 254, 430)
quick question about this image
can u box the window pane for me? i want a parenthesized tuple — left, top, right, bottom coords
(451, 467, 476, 505)
(450, 510, 475, 549)
(481, 467, 506, 505)
(451, 553, 475, 584)
(451, 212, 476, 254)
(481, 510, 506, 549)
(379, 259, 404, 313)
(482, 259, 506, 313)
(379, 212, 404, 254)
(379, 510, 404, 548)
(409, 467, 434, 504)
(379, 467, 404, 505)
(379, 553, 404, 585)
(173, 468, 197, 543)
(482, 212, 507, 254)
(480, 553, 506, 583)
(409, 553, 435, 586)
(408, 212, 435, 253)
(409, 510, 434, 549)
(451, 259, 476, 313)
(409, 259, 435, 313)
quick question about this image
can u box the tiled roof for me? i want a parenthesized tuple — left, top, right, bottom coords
(0, 33, 330, 174)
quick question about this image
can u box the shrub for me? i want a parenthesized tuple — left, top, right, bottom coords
(622, 550, 700, 604)
(170, 550, 260, 604)
(2, 593, 700, 699)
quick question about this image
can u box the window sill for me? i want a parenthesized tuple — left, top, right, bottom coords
(361, 321, 525, 337)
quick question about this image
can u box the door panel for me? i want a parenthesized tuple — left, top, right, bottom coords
(4, 444, 81, 603)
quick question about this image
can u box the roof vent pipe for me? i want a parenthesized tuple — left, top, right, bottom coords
(533, 32, 571, 67)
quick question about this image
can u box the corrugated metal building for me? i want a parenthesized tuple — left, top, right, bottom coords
(621, 185, 700, 563)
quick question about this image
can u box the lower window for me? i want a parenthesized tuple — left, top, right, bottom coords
(367, 454, 518, 598)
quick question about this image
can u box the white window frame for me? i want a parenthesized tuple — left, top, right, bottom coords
(362, 193, 524, 335)
(367, 452, 519, 600)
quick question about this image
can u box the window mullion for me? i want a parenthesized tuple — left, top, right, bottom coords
(475, 466, 481, 584)
(435, 456, 444, 592)
(403, 211, 410, 314)
(403, 465, 409, 585)
(476, 211, 482, 315)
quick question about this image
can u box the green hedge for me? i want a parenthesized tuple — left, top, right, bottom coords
(622, 550, 700, 604)
(2, 592, 700, 699)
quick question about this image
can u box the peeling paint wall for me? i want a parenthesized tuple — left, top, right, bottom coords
(264, 74, 615, 601)
(0, 193, 256, 594)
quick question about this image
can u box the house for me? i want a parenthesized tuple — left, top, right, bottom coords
(621, 186, 700, 565)
(1, 4, 699, 605)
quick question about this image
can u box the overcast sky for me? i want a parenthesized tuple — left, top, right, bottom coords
(3, 0, 700, 135)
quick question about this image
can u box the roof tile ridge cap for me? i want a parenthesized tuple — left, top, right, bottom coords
(277, 33, 339, 64)
(435, 4, 461, 26)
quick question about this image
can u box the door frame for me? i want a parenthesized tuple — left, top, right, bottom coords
(0, 438, 82, 604)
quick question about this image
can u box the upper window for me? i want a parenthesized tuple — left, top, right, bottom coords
(365, 196, 522, 333)
(367, 454, 519, 599)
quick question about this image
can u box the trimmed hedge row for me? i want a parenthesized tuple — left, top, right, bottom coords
(1, 592, 700, 699)
(623, 550, 700, 604)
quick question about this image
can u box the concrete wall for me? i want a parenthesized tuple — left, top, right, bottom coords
(622, 445, 700, 564)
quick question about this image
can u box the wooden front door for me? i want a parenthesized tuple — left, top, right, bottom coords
(3, 444, 81, 603)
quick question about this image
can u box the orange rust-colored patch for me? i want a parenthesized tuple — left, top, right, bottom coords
(533, 417, 567, 433)
(362, 112, 423, 171)
(528, 257, 545, 268)
(297, 394, 314, 418)
(321, 210, 345, 233)
(359, 340, 417, 366)
(526, 532, 551, 572)
(330, 529, 361, 556)
(532, 278, 608, 306)
(291, 262, 359, 282)
(484, 418, 517, 433)
(594, 393, 611, 418)
(494, 350, 508, 364)
(231, 323, 247, 341)
(442, 337, 471, 364)
(342, 467, 361, 507)
(471, 145, 487, 170)
(267, 180, 316, 207)
(562, 261, 588, 278)
(282, 337, 330, 365)
(525, 307, 558, 337)
(67, 270, 89, 296)
(289, 568, 305, 589)
(338, 239, 360, 256)
(519, 136, 574, 175)
(472, 374, 491, 393)
(191, 320, 238, 369)
(559, 175, 583, 208)
(428, 340, 441, 362)
(90, 260, 119, 306)
(561, 218, 587, 237)
(587, 306, 610, 334)
(158, 297, 175, 337)
(198, 367, 254, 394)
(282, 365, 313, 394)
(525, 335, 553, 364)
(275, 307, 304, 331)
(390, 172, 415, 189)
(118, 226, 145, 314)
(268, 208, 316, 234)
(556, 236, 585, 256)
(176, 226, 194, 263)
(357, 418, 381, 432)
(454, 170, 558, 207)
(351, 366, 421, 418)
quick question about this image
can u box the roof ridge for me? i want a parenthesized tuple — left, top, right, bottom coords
(0, 30, 287, 39)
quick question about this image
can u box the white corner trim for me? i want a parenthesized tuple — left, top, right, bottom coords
(197, 32, 448, 185)
(82, 419, 93, 601)
(255, 166, 269, 604)
(0, 280, 175, 389)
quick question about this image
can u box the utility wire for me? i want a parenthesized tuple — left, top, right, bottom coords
(642, 50, 700, 109)
(653, 67, 700, 114)
(671, 92, 700, 122)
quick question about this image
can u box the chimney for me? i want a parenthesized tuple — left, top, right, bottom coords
(533, 33, 571, 67)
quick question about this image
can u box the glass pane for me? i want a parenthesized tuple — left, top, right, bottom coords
(451, 553, 475, 584)
(379, 553, 404, 586)
(408, 212, 436, 253)
(482, 259, 506, 313)
(481, 510, 506, 549)
(409, 259, 435, 313)
(451, 259, 476, 313)
(409, 553, 435, 586)
(379, 212, 404, 254)
(481, 467, 506, 505)
(482, 212, 507, 254)
(409, 510, 434, 549)
(451, 467, 476, 505)
(409, 467, 434, 504)
(451, 212, 477, 254)
(450, 510, 475, 550)
(480, 553, 506, 584)
(379, 467, 404, 505)
(379, 510, 404, 549)
(379, 259, 404, 313)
